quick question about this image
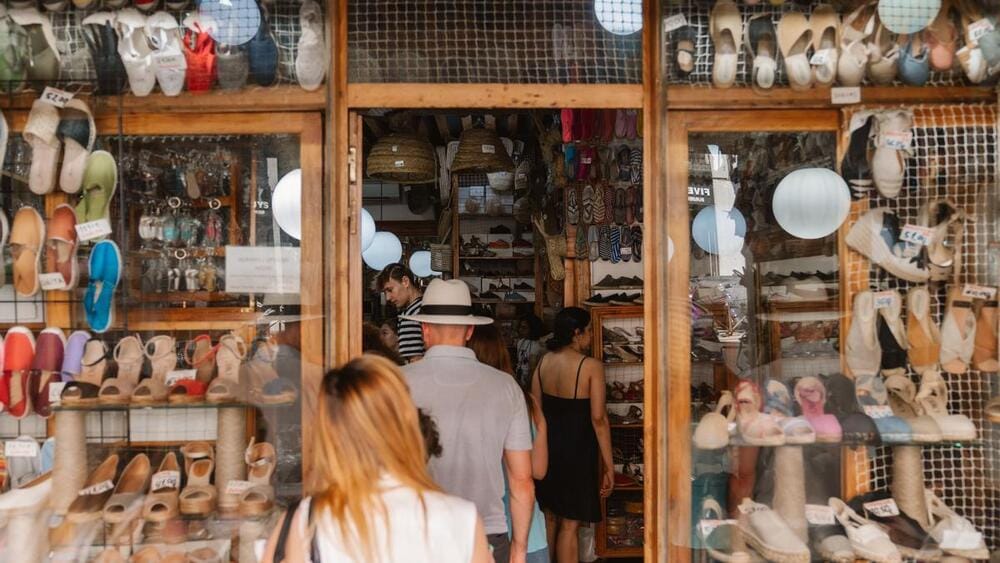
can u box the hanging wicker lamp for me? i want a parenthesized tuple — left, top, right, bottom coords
(450, 127, 514, 173)
(367, 133, 437, 184)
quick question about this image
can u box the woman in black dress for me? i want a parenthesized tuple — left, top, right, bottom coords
(531, 307, 614, 563)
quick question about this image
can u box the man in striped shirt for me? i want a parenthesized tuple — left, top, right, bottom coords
(376, 263, 425, 362)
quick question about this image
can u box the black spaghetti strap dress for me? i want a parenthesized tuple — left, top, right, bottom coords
(535, 357, 601, 522)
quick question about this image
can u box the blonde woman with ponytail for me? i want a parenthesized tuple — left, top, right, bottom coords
(263, 355, 492, 563)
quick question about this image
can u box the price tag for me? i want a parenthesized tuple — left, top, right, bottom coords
(153, 53, 185, 70)
(225, 480, 254, 495)
(873, 291, 896, 309)
(805, 504, 836, 525)
(697, 519, 734, 537)
(39, 272, 67, 291)
(165, 369, 197, 388)
(969, 18, 995, 43)
(810, 49, 831, 66)
(4, 439, 39, 458)
(49, 381, 66, 403)
(75, 218, 112, 241)
(852, 524, 886, 543)
(962, 284, 997, 300)
(831, 87, 861, 105)
(883, 131, 913, 150)
(940, 529, 983, 550)
(40, 86, 73, 108)
(80, 480, 114, 496)
(727, 422, 737, 434)
(864, 405, 894, 419)
(393, 160, 405, 168)
(863, 498, 900, 517)
(899, 224, 933, 246)
(481, 144, 496, 154)
(390, 144, 399, 153)
(664, 13, 688, 33)
(738, 502, 768, 515)
(151, 470, 180, 491)
(581, 157, 592, 164)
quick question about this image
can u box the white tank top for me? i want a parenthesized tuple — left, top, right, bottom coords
(303, 478, 477, 563)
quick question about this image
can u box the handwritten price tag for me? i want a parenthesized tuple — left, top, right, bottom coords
(738, 502, 769, 515)
(165, 369, 197, 388)
(900, 224, 933, 246)
(393, 160, 405, 168)
(49, 381, 66, 403)
(4, 439, 39, 458)
(831, 87, 861, 105)
(390, 144, 399, 153)
(39, 272, 67, 291)
(225, 480, 254, 495)
(80, 480, 114, 496)
(863, 498, 900, 517)
(481, 144, 496, 154)
(664, 13, 688, 33)
(151, 470, 180, 491)
(75, 218, 112, 241)
(581, 157, 592, 164)
(962, 284, 997, 300)
(883, 131, 913, 150)
(153, 53, 185, 70)
(940, 529, 983, 550)
(40, 86, 73, 108)
(969, 18, 995, 43)
(697, 519, 735, 537)
(805, 504, 835, 525)
(864, 405, 894, 419)
(873, 291, 896, 309)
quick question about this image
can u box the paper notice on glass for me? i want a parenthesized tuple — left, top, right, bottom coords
(225, 246, 300, 294)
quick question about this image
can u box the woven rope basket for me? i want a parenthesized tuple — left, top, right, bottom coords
(451, 128, 514, 173)
(367, 134, 437, 184)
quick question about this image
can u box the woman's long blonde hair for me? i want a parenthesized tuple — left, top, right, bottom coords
(309, 354, 440, 560)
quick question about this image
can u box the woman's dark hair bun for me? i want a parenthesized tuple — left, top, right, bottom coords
(547, 307, 590, 351)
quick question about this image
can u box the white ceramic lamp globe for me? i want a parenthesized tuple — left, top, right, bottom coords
(692, 206, 746, 256)
(360, 208, 376, 252)
(408, 250, 440, 278)
(272, 169, 302, 240)
(877, 0, 940, 34)
(594, 0, 642, 35)
(362, 231, 402, 271)
(772, 168, 851, 240)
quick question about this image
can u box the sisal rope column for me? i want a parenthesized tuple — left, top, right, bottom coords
(773, 445, 807, 543)
(216, 407, 248, 514)
(891, 445, 928, 528)
(50, 410, 87, 514)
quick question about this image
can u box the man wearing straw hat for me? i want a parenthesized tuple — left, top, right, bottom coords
(403, 279, 535, 563)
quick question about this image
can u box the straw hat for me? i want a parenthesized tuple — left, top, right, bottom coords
(451, 128, 514, 173)
(400, 279, 493, 326)
(367, 133, 436, 184)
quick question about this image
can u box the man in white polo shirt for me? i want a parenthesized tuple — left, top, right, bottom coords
(402, 279, 535, 563)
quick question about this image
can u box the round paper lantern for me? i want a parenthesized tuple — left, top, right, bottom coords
(408, 250, 440, 278)
(877, 0, 939, 34)
(272, 169, 301, 240)
(360, 208, 376, 252)
(198, 0, 260, 45)
(362, 232, 402, 270)
(772, 168, 851, 240)
(594, 0, 642, 35)
(692, 206, 746, 256)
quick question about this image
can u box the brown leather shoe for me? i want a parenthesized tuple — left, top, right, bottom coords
(44, 203, 79, 290)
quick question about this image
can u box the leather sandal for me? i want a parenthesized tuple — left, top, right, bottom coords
(179, 457, 216, 516)
(102, 453, 150, 525)
(238, 438, 276, 517)
(67, 454, 120, 524)
(142, 452, 180, 522)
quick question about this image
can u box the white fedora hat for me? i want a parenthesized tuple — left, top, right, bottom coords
(400, 279, 494, 326)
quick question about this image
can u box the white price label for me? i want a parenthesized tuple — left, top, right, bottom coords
(805, 504, 836, 525)
(151, 470, 180, 491)
(899, 224, 934, 246)
(831, 87, 861, 105)
(39, 272, 68, 291)
(697, 518, 734, 537)
(581, 157, 592, 164)
(4, 439, 39, 458)
(393, 160, 405, 168)
(727, 422, 737, 434)
(80, 480, 114, 496)
(481, 144, 496, 154)
(852, 524, 887, 544)
(940, 529, 983, 550)
(165, 369, 197, 388)
(969, 18, 995, 43)
(810, 49, 832, 66)
(75, 218, 112, 241)
(864, 405, 894, 419)
(962, 284, 997, 300)
(390, 145, 399, 153)
(863, 498, 900, 517)
(664, 13, 688, 33)
(883, 131, 913, 150)
(873, 291, 896, 309)
(225, 480, 254, 495)
(153, 53, 185, 70)
(49, 381, 66, 403)
(40, 86, 73, 108)
(738, 502, 769, 515)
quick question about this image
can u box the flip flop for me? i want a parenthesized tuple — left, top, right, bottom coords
(581, 184, 594, 224)
(777, 10, 814, 91)
(575, 221, 587, 260)
(588, 225, 599, 262)
(57, 99, 95, 194)
(23, 100, 61, 196)
(631, 225, 642, 261)
(566, 184, 579, 225)
(710, 0, 741, 89)
(810, 4, 841, 86)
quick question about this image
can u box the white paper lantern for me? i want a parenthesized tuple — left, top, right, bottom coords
(692, 206, 746, 256)
(272, 169, 302, 240)
(772, 168, 851, 240)
(360, 208, 376, 252)
(594, 0, 642, 35)
(408, 251, 440, 278)
(877, 0, 939, 34)
(362, 232, 402, 270)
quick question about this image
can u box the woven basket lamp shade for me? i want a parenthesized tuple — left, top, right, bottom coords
(451, 127, 515, 173)
(367, 134, 437, 183)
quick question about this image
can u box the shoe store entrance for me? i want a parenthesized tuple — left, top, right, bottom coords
(350, 106, 648, 559)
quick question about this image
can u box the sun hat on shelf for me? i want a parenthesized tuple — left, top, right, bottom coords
(399, 279, 493, 326)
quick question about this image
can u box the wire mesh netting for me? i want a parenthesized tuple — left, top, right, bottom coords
(348, 0, 642, 83)
(844, 104, 999, 550)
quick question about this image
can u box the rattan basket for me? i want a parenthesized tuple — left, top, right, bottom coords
(367, 134, 437, 183)
(451, 127, 514, 173)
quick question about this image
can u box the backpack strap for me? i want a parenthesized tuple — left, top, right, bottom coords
(273, 498, 303, 563)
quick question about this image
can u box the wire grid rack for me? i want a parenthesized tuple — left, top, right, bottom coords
(347, 0, 642, 84)
(663, 0, 969, 88)
(843, 103, 999, 550)
(602, 315, 644, 418)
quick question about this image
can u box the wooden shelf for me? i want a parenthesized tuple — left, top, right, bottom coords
(604, 361, 644, 366)
(130, 247, 227, 259)
(610, 423, 643, 429)
(600, 546, 644, 558)
(459, 255, 534, 260)
(129, 292, 240, 304)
